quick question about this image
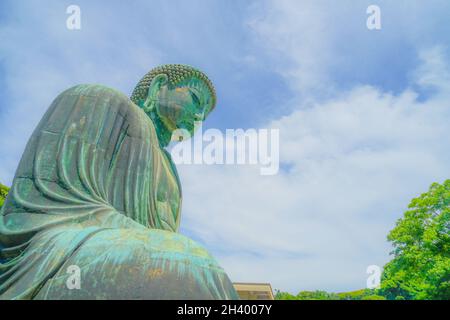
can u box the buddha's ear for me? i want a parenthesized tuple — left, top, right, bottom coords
(143, 74, 168, 112)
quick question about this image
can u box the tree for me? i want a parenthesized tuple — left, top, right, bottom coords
(337, 289, 379, 300)
(295, 290, 340, 300)
(274, 290, 297, 300)
(381, 180, 450, 300)
(361, 295, 386, 300)
(0, 183, 9, 209)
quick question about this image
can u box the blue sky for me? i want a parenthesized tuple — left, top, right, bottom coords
(1, 0, 450, 293)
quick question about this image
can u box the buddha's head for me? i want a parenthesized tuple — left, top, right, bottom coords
(131, 64, 216, 146)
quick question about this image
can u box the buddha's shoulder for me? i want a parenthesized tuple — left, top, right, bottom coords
(58, 84, 132, 103)
(51, 84, 154, 134)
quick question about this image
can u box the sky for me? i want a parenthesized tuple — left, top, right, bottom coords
(1, 0, 450, 293)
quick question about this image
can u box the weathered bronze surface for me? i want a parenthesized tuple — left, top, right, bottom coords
(0, 64, 238, 299)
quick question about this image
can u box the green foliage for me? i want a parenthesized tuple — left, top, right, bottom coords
(266, 181, 450, 301)
(0, 183, 9, 209)
(275, 289, 379, 300)
(274, 290, 338, 300)
(380, 180, 450, 300)
(361, 295, 386, 300)
(337, 289, 378, 300)
(295, 290, 340, 300)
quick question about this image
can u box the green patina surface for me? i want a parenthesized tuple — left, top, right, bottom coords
(0, 64, 239, 300)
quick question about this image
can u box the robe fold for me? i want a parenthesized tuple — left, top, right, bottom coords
(0, 84, 238, 299)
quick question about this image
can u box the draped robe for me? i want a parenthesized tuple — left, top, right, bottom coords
(0, 84, 238, 299)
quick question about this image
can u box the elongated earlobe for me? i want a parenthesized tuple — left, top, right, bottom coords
(143, 74, 168, 113)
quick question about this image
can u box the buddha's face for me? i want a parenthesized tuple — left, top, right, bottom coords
(156, 81, 212, 137)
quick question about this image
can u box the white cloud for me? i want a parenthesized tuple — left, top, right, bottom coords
(246, 0, 334, 96)
(178, 46, 450, 293)
(414, 46, 450, 92)
(246, 0, 450, 101)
